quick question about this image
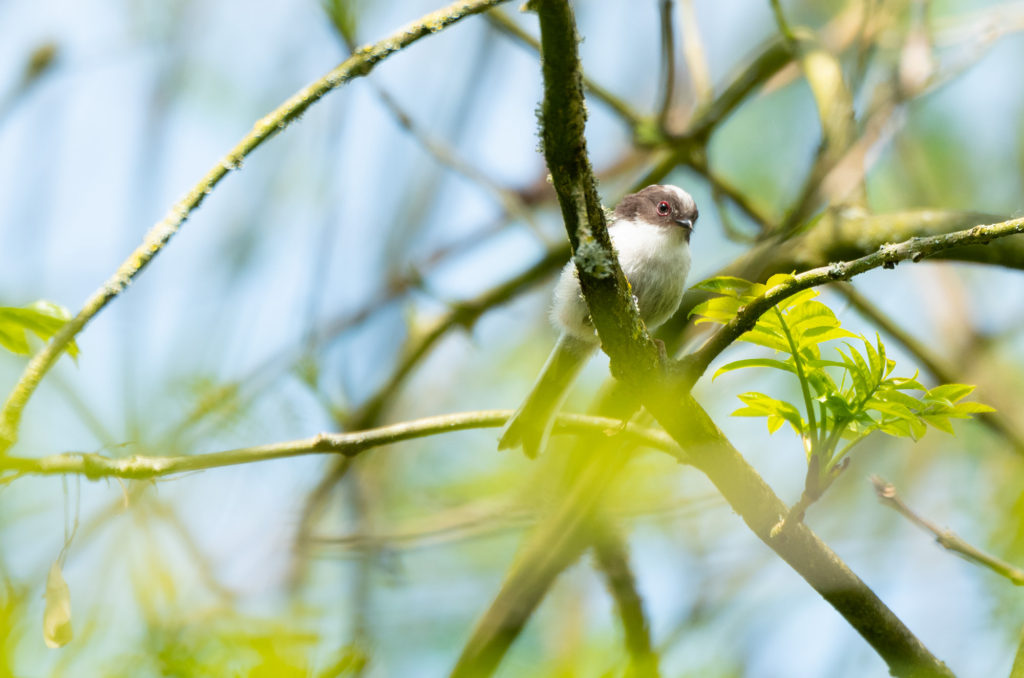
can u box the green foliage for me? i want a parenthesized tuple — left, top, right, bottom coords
(692, 275, 994, 496)
(0, 300, 78, 360)
(117, 614, 365, 678)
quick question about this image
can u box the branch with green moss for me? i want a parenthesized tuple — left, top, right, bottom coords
(0, 0, 512, 454)
(0, 411, 679, 481)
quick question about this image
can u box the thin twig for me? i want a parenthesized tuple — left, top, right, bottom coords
(871, 476, 1024, 586)
(0, 0, 511, 453)
(485, 9, 644, 128)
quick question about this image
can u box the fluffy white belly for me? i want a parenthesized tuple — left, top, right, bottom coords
(552, 219, 691, 340)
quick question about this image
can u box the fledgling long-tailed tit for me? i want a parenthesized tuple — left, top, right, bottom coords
(499, 184, 698, 458)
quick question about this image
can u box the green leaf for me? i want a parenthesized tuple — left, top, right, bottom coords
(776, 288, 818, 311)
(875, 388, 928, 411)
(863, 397, 917, 421)
(820, 393, 854, 418)
(890, 376, 927, 391)
(733, 392, 805, 433)
(952, 401, 996, 415)
(737, 326, 791, 353)
(879, 418, 914, 438)
(921, 413, 955, 434)
(690, 296, 743, 324)
(908, 416, 928, 440)
(0, 322, 30, 354)
(799, 326, 859, 345)
(691, 276, 756, 298)
(928, 383, 976, 403)
(0, 301, 79, 360)
(764, 273, 798, 289)
(713, 358, 796, 380)
(836, 346, 869, 400)
(43, 559, 73, 648)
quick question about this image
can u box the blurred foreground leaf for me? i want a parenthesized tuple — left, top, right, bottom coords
(42, 560, 72, 649)
(0, 301, 78, 360)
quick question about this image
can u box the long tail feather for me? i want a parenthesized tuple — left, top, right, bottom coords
(498, 333, 596, 458)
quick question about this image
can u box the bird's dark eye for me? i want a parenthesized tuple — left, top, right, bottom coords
(657, 201, 671, 216)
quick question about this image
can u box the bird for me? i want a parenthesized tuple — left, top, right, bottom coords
(498, 184, 698, 458)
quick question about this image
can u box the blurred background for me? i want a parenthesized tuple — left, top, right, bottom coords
(1, 0, 1024, 675)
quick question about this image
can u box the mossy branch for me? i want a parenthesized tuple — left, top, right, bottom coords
(0, 0, 511, 453)
(0, 411, 679, 481)
(531, 0, 660, 382)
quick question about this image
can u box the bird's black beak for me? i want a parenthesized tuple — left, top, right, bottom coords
(675, 219, 693, 242)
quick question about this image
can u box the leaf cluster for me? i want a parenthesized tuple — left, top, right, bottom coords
(691, 275, 993, 498)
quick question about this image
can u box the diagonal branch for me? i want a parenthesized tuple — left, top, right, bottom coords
(0, 0, 511, 453)
(680, 215, 1024, 387)
(872, 476, 1024, 586)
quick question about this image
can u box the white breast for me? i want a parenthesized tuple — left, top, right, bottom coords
(551, 219, 691, 340)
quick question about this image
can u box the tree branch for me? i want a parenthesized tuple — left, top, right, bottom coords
(0, 0, 511, 453)
(871, 476, 1024, 586)
(593, 523, 661, 677)
(0, 411, 679, 481)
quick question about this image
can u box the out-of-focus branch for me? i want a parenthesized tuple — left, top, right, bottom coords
(371, 86, 539, 231)
(0, 0, 512, 454)
(656, 0, 677, 129)
(485, 9, 644, 128)
(679, 0, 712, 107)
(1012, 626, 1024, 678)
(681, 35, 793, 142)
(0, 41, 59, 125)
(776, 28, 862, 233)
(593, 524, 661, 677)
(871, 476, 1024, 586)
(346, 245, 567, 428)
(0, 411, 677, 481)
